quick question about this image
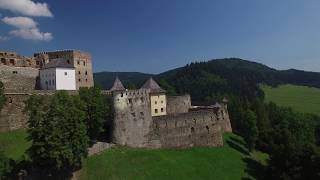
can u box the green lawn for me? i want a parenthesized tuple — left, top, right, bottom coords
(262, 84, 320, 116)
(81, 133, 267, 180)
(0, 129, 30, 160)
(0, 130, 268, 180)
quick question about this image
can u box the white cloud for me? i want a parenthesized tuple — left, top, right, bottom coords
(2, 16, 53, 41)
(2, 16, 37, 28)
(0, 0, 53, 17)
(0, 35, 9, 41)
(9, 27, 52, 41)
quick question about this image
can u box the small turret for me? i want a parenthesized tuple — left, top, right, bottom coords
(110, 77, 125, 91)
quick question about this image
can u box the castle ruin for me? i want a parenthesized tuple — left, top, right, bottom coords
(0, 50, 232, 149)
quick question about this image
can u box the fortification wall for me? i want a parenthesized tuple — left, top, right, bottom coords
(112, 89, 153, 147)
(166, 94, 191, 115)
(0, 93, 30, 132)
(0, 65, 39, 92)
(0, 91, 80, 132)
(149, 109, 224, 148)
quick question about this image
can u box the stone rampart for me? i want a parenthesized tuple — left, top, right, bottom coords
(166, 94, 191, 115)
(148, 110, 224, 148)
(0, 65, 39, 92)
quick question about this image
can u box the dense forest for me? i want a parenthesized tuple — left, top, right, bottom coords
(95, 58, 320, 179)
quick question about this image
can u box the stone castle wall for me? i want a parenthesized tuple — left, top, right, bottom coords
(0, 93, 30, 132)
(0, 65, 39, 92)
(0, 91, 80, 132)
(166, 94, 191, 115)
(148, 109, 226, 149)
(112, 91, 232, 149)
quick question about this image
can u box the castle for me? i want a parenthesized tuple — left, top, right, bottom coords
(0, 50, 232, 149)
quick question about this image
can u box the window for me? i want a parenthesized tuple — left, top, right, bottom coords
(79, 78, 81, 82)
(140, 112, 144, 116)
(1, 58, 5, 64)
(191, 127, 195, 133)
(155, 109, 158, 114)
(67, 60, 70, 64)
(140, 97, 144, 103)
(131, 113, 136, 117)
(85, 71, 88, 75)
(12, 71, 18, 74)
(86, 79, 88, 82)
(155, 101, 157, 104)
(78, 71, 81, 75)
(161, 100, 163, 104)
(128, 98, 132, 104)
(161, 108, 164, 112)
(83, 61, 86, 66)
(77, 61, 80, 65)
(65, 72, 67, 76)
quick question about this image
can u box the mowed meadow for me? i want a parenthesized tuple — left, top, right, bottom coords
(262, 84, 320, 116)
(0, 130, 268, 180)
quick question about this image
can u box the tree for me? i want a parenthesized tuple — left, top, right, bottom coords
(0, 149, 11, 180)
(243, 110, 258, 151)
(79, 87, 107, 141)
(25, 91, 88, 178)
(0, 81, 6, 111)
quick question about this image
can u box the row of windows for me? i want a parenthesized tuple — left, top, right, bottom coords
(78, 71, 88, 75)
(45, 79, 55, 86)
(78, 78, 88, 82)
(42, 73, 55, 78)
(120, 91, 147, 97)
(154, 108, 164, 114)
(154, 100, 164, 105)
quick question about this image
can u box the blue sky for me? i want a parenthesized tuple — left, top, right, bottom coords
(0, 0, 320, 73)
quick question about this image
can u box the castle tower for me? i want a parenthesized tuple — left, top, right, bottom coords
(221, 97, 232, 132)
(141, 78, 167, 117)
(34, 50, 94, 89)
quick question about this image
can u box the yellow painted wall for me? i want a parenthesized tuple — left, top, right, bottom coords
(150, 94, 167, 116)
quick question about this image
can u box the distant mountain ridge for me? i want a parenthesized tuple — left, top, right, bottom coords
(94, 59, 320, 95)
(94, 72, 153, 90)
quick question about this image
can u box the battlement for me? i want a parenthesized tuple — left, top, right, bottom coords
(34, 50, 91, 59)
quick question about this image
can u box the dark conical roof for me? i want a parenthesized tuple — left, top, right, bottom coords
(110, 77, 125, 91)
(141, 77, 166, 93)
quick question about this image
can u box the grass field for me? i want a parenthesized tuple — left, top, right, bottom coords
(0, 129, 30, 160)
(0, 130, 268, 180)
(262, 84, 320, 116)
(81, 133, 268, 180)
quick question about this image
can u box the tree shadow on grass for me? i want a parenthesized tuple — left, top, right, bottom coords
(241, 157, 267, 180)
(230, 136, 247, 147)
(226, 139, 250, 156)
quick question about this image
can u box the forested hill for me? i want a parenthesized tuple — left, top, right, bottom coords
(94, 72, 152, 89)
(94, 58, 320, 103)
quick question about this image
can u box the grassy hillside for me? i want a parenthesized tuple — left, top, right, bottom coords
(262, 84, 320, 116)
(0, 130, 268, 179)
(81, 133, 268, 180)
(0, 129, 30, 160)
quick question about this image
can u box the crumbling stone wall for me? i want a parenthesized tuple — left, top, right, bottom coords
(166, 94, 191, 115)
(0, 93, 29, 132)
(0, 91, 80, 132)
(0, 65, 39, 92)
(148, 109, 224, 148)
(0, 51, 40, 68)
(112, 89, 153, 147)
